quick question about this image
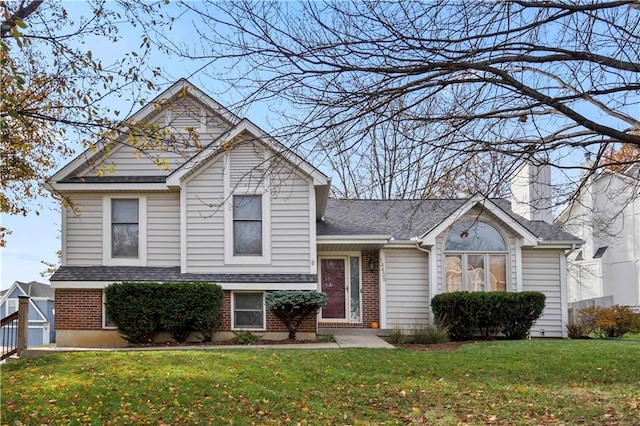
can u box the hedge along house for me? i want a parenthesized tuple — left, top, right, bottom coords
(46, 80, 582, 347)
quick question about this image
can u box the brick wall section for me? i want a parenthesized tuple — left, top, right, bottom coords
(54, 288, 316, 334)
(220, 291, 316, 333)
(361, 250, 380, 326)
(55, 289, 103, 330)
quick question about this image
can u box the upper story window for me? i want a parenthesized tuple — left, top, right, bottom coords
(111, 199, 139, 258)
(103, 196, 147, 266)
(444, 221, 508, 292)
(6, 298, 18, 315)
(233, 195, 262, 256)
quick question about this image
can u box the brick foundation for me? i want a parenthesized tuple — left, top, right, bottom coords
(55, 289, 104, 330)
(54, 288, 316, 335)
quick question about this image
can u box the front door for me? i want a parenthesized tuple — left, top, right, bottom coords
(320, 258, 347, 320)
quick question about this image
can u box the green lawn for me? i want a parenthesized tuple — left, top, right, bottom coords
(2, 340, 639, 425)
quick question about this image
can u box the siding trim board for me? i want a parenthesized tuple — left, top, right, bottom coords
(53, 281, 317, 291)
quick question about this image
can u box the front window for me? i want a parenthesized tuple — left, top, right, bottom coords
(233, 292, 265, 329)
(233, 195, 262, 256)
(444, 221, 508, 292)
(112, 199, 139, 258)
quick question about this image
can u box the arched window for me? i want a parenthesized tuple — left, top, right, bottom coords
(444, 221, 508, 293)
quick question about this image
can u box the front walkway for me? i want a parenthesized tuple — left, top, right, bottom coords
(19, 334, 393, 357)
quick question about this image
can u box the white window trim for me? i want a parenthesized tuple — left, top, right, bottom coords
(231, 291, 266, 331)
(442, 220, 510, 292)
(102, 195, 147, 266)
(444, 252, 509, 292)
(102, 290, 117, 329)
(224, 190, 272, 265)
(6, 298, 18, 316)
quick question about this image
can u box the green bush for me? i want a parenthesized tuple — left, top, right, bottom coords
(104, 283, 162, 343)
(264, 290, 328, 339)
(104, 282, 223, 344)
(430, 292, 479, 341)
(431, 291, 546, 341)
(500, 292, 546, 339)
(231, 331, 262, 345)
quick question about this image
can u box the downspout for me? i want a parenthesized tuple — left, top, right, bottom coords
(412, 238, 436, 323)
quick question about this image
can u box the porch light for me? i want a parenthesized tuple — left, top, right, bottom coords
(368, 258, 375, 272)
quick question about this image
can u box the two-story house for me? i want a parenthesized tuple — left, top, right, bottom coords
(46, 80, 582, 347)
(557, 162, 640, 307)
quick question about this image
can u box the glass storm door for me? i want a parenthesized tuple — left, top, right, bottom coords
(320, 258, 347, 320)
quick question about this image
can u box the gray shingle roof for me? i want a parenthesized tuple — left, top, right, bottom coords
(51, 266, 317, 283)
(318, 198, 582, 243)
(60, 176, 168, 183)
(2, 281, 54, 298)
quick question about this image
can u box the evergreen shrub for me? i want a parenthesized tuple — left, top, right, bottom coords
(104, 281, 223, 343)
(431, 291, 546, 341)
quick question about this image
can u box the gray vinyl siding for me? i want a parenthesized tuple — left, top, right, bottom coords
(185, 141, 312, 273)
(65, 194, 103, 265)
(229, 139, 267, 188)
(384, 249, 430, 330)
(81, 95, 232, 178)
(82, 144, 191, 176)
(147, 193, 181, 266)
(270, 164, 311, 269)
(185, 157, 226, 270)
(522, 249, 564, 338)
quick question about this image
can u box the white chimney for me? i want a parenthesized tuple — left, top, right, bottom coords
(510, 161, 553, 223)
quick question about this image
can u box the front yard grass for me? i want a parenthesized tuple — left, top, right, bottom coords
(2, 340, 639, 425)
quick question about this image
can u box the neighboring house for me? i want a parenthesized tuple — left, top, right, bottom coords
(45, 79, 582, 347)
(556, 163, 640, 307)
(0, 281, 55, 346)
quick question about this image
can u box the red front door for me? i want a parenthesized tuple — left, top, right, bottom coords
(320, 258, 346, 319)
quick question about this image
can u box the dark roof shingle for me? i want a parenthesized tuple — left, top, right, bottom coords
(318, 198, 582, 243)
(51, 266, 317, 283)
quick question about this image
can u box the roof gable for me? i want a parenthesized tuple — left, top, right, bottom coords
(167, 119, 329, 188)
(48, 79, 241, 185)
(419, 196, 538, 246)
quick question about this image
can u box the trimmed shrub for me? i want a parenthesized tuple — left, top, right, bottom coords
(578, 305, 640, 338)
(104, 281, 223, 344)
(265, 290, 328, 339)
(500, 292, 546, 339)
(430, 292, 479, 341)
(431, 291, 546, 341)
(104, 282, 162, 344)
